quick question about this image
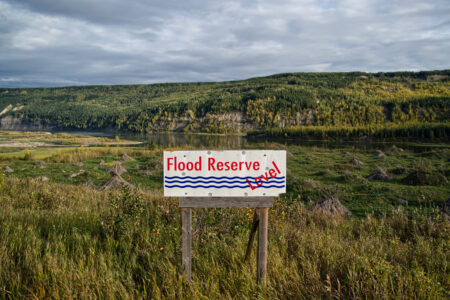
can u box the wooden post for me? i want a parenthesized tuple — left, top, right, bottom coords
(181, 207, 192, 282)
(178, 197, 273, 284)
(244, 211, 259, 262)
(257, 207, 268, 284)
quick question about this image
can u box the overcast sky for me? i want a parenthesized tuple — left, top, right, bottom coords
(1, 0, 449, 87)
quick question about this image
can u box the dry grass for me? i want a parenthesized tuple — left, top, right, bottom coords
(49, 147, 159, 163)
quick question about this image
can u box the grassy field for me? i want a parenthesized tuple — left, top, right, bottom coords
(0, 132, 449, 298)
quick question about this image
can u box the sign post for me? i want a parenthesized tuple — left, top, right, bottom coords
(164, 150, 286, 284)
(257, 207, 268, 284)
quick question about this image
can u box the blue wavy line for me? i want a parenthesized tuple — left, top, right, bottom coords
(164, 176, 285, 180)
(165, 179, 286, 184)
(164, 185, 285, 189)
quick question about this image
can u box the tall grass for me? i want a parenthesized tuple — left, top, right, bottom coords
(0, 178, 448, 298)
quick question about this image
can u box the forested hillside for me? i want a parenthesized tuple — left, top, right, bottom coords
(1, 71, 449, 138)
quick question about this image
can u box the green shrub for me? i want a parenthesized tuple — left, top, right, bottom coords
(22, 148, 32, 160)
(101, 186, 144, 240)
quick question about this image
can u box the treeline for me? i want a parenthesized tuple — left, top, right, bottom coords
(248, 122, 450, 139)
(0, 70, 449, 137)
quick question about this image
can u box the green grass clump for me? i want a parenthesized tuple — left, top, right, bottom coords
(402, 169, 448, 186)
(22, 148, 32, 160)
(340, 170, 368, 185)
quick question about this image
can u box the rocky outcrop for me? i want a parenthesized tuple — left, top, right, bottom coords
(150, 112, 258, 133)
(35, 161, 47, 168)
(367, 166, 392, 180)
(374, 150, 386, 158)
(0, 116, 55, 131)
(118, 153, 133, 162)
(276, 110, 316, 127)
(0, 104, 12, 116)
(35, 176, 49, 182)
(2, 166, 13, 173)
(349, 157, 364, 166)
(108, 163, 127, 176)
(69, 170, 85, 178)
(311, 196, 352, 217)
(102, 175, 134, 190)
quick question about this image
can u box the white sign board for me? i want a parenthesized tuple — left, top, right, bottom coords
(164, 150, 286, 197)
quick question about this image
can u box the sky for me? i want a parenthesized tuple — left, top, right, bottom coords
(0, 0, 449, 87)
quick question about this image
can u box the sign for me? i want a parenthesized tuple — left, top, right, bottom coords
(164, 150, 286, 197)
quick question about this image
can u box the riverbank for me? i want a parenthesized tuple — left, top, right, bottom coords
(248, 122, 450, 140)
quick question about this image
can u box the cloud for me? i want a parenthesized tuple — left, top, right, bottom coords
(0, 0, 449, 87)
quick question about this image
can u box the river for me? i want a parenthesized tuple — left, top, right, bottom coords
(61, 131, 449, 152)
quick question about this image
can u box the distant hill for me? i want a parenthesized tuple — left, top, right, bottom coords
(0, 70, 449, 138)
